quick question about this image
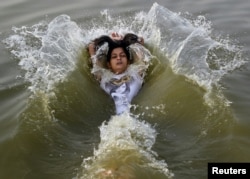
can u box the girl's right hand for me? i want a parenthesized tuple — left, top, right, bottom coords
(88, 42, 96, 56)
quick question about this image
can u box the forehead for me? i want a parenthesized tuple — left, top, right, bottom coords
(111, 47, 125, 54)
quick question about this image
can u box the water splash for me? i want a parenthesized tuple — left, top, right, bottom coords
(3, 15, 87, 123)
(77, 113, 173, 179)
(3, 3, 245, 106)
(4, 15, 85, 96)
(141, 3, 245, 106)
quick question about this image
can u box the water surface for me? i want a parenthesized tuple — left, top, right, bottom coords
(1, 0, 250, 179)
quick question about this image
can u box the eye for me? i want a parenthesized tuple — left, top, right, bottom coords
(120, 54, 126, 58)
(111, 55, 117, 59)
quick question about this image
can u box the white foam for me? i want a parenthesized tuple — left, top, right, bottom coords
(77, 113, 173, 178)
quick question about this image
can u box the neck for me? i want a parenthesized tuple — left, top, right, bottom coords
(113, 70, 125, 75)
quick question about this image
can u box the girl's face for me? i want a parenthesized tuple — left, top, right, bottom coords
(108, 47, 129, 74)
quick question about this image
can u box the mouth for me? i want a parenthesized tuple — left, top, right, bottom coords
(116, 62, 123, 65)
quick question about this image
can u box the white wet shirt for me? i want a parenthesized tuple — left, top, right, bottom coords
(100, 67, 144, 114)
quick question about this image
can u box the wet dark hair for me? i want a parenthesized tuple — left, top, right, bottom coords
(92, 33, 141, 64)
(122, 33, 140, 46)
(93, 35, 114, 49)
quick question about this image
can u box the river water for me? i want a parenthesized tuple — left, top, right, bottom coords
(1, 0, 250, 179)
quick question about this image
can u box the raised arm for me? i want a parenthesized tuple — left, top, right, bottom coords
(88, 42, 96, 58)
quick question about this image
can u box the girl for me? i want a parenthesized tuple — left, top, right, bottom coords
(88, 32, 152, 114)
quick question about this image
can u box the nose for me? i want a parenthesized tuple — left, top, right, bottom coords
(116, 55, 122, 61)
